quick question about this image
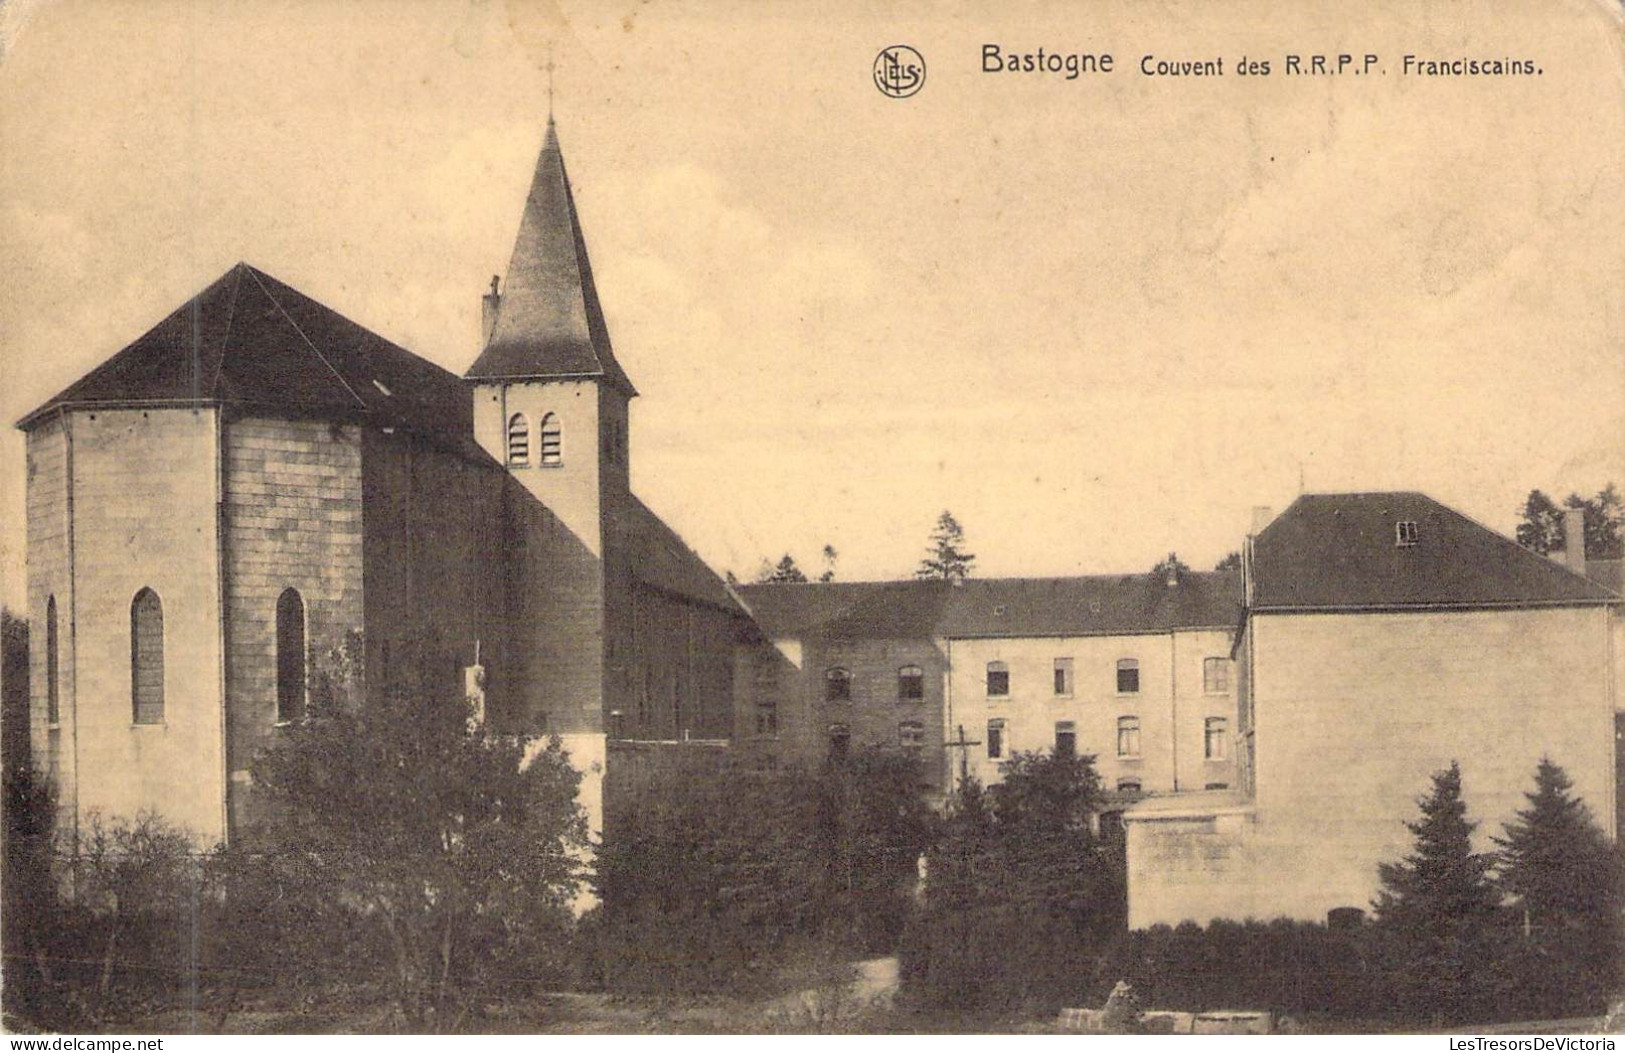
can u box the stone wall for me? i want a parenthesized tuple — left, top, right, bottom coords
(50, 408, 226, 844)
(223, 416, 365, 831)
(26, 416, 75, 831)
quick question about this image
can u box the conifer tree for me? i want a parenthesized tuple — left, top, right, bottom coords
(1371, 762, 1505, 1023)
(757, 554, 808, 583)
(1492, 758, 1621, 1015)
(916, 511, 976, 581)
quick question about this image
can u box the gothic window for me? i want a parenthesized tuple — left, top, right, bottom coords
(825, 667, 851, 702)
(986, 660, 1009, 697)
(539, 413, 562, 466)
(276, 588, 307, 723)
(130, 588, 164, 725)
(1116, 658, 1140, 694)
(506, 413, 529, 466)
(1117, 715, 1141, 758)
(897, 664, 924, 701)
(45, 595, 59, 725)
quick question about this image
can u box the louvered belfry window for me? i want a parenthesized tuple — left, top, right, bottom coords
(131, 588, 165, 725)
(539, 413, 562, 465)
(507, 414, 530, 466)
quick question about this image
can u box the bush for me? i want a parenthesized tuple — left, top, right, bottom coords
(233, 691, 588, 1031)
(588, 748, 934, 996)
(900, 753, 1124, 1014)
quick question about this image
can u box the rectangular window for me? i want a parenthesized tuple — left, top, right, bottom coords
(756, 700, 778, 736)
(1116, 778, 1142, 794)
(899, 721, 925, 753)
(1117, 715, 1141, 758)
(987, 719, 1005, 759)
(1203, 657, 1229, 694)
(1205, 782, 1229, 791)
(986, 661, 1009, 697)
(1055, 721, 1076, 758)
(898, 664, 925, 701)
(1053, 657, 1074, 697)
(1205, 717, 1228, 760)
(1116, 658, 1140, 694)
(1396, 520, 1419, 547)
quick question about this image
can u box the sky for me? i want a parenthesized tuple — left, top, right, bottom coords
(2, 0, 1622, 610)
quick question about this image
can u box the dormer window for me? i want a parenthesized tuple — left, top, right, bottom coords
(1395, 520, 1419, 547)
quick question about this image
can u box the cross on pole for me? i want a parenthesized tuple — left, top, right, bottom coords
(943, 722, 982, 785)
(546, 45, 555, 119)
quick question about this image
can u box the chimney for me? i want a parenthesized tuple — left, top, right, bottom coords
(1250, 506, 1274, 536)
(1563, 508, 1586, 574)
(481, 275, 502, 347)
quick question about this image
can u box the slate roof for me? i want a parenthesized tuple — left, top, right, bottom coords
(464, 120, 636, 395)
(612, 494, 745, 616)
(1250, 492, 1619, 611)
(17, 263, 477, 443)
(1585, 559, 1623, 597)
(736, 571, 1243, 641)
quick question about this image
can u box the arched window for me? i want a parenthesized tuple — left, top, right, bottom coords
(986, 660, 1009, 697)
(824, 667, 851, 702)
(131, 588, 164, 725)
(506, 413, 530, 466)
(45, 595, 59, 725)
(1116, 658, 1140, 694)
(897, 664, 924, 701)
(539, 413, 562, 466)
(1117, 715, 1141, 758)
(276, 588, 307, 723)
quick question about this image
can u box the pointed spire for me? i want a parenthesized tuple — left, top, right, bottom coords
(465, 121, 636, 395)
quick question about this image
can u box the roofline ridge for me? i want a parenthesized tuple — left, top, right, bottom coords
(244, 267, 368, 410)
(205, 265, 247, 399)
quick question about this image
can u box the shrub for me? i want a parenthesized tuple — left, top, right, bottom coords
(588, 748, 934, 996)
(901, 753, 1123, 1014)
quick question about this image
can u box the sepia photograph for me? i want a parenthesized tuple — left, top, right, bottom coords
(1, 0, 1622, 1038)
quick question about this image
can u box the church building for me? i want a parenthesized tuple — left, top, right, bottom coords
(18, 118, 752, 848)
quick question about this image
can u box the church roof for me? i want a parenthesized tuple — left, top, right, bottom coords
(612, 494, 744, 616)
(1250, 492, 1619, 611)
(736, 571, 1243, 641)
(17, 263, 476, 441)
(464, 120, 636, 395)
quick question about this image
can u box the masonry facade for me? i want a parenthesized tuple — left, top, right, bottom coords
(736, 572, 1243, 802)
(1125, 494, 1620, 928)
(19, 119, 751, 849)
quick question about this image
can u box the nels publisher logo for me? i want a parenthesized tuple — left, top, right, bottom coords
(874, 45, 926, 98)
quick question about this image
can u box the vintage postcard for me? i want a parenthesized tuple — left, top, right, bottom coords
(1, 0, 1622, 1038)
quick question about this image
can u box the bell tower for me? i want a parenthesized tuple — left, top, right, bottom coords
(467, 117, 636, 555)
(465, 119, 637, 871)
